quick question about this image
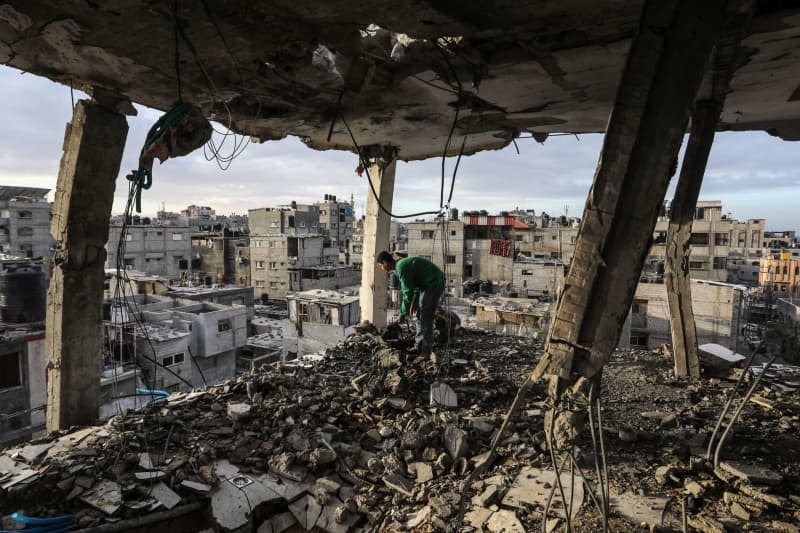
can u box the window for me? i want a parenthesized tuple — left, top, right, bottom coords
(534, 236, 543, 243)
(269, 240, 277, 248)
(255, 260, 265, 269)
(253, 240, 262, 247)
(521, 269, 532, 276)
(331, 223, 337, 229)
(269, 281, 278, 289)
(515, 235, 523, 241)
(714, 233, 729, 246)
(255, 280, 265, 288)
(161, 353, 185, 367)
(795, 266, 799, 276)
(300, 221, 306, 228)
(126, 233, 134, 241)
(630, 333, 649, 348)
(17, 227, 33, 237)
(632, 299, 648, 315)
(713, 257, 727, 269)
(271, 222, 279, 227)
(420, 255, 432, 261)
(0, 352, 21, 389)
(421, 230, 434, 239)
(446, 255, 456, 264)
(218, 319, 231, 332)
(269, 261, 278, 269)
(689, 232, 709, 245)
(17, 210, 32, 219)
(124, 258, 135, 269)
(689, 261, 705, 270)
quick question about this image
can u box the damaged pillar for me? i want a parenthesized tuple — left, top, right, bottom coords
(531, 0, 725, 396)
(360, 151, 396, 327)
(665, 101, 722, 378)
(665, 2, 754, 378)
(46, 97, 129, 431)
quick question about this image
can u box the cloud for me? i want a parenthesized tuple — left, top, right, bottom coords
(0, 65, 798, 230)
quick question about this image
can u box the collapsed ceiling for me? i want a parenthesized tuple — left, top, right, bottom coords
(1, 1, 800, 160)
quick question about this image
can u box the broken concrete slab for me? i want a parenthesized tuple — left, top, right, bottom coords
(430, 382, 458, 408)
(80, 480, 122, 516)
(410, 461, 434, 483)
(384, 473, 415, 498)
(180, 480, 212, 493)
(288, 494, 323, 531)
(134, 471, 166, 481)
(444, 425, 469, 460)
(316, 496, 360, 533)
(465, 505, 494, 529)
(486, 509, 526, 533)
(609, 492, 669, 528)
(502, 466, 584, 520)
(720, 461, 782, 485)
(149, 482, 181, 510)
(257, 512, 297, 533)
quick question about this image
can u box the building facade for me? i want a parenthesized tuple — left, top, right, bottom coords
(191, 232, 250, 285)
(315, 194, 355, 264)
(620, 279, 745, 350)
(646, 201, 765, 282)
(0, 186, 53, 259)
(759, 251, 800, 298)
(107, 224, 193, 279)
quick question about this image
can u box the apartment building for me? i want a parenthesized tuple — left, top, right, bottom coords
(646, 201, 765, 282)
(0, 186, 53, 259)
(620, 279, 745, 350)
(249, 204, 357, 300)
(759, 250, 800, 298)
(314, 194, 355, 264)
(107, 223, 192, 279)
(190, 232, 250, 285)
(107, 294, 248, 391)
(406, 219, 466, 296)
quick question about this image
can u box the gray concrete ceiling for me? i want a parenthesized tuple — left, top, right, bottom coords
(1, 1, 800, 160)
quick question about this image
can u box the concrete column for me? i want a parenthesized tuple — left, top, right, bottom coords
(666, 101, 722, 378)
(359, 156, 396, 327)
(529, 0, 725, 392)
(666, 3, 754, 378)
(46, 98, 129, 431)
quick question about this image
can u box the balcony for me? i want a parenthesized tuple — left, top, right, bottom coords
(0, 217, 8, 226)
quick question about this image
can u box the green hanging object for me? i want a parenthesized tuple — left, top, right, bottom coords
(126, 99, 212, 212)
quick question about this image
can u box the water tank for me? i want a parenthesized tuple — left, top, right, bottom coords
(450, 208, 459, 221)
(0, 264, 46, 323)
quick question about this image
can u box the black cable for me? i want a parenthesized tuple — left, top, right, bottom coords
(172, 0, 182, 101)
(340, 116, 442, 220)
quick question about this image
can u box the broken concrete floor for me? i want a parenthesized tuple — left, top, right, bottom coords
(1, 330, 799, 531)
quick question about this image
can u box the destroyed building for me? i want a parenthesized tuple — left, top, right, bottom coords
(0, 186, 53, 260)
(759, 250, 800, 298)
(4, 0, 800, 530)
(285, 289, 361, 355)
(190, 232, 250, 286)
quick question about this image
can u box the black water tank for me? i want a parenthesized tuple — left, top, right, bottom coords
(0, 264, 46, 323)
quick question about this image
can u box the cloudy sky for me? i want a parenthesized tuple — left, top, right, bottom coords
(1, 65, 799, 230)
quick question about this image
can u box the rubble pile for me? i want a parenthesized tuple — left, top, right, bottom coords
(1, 332, 799, 532)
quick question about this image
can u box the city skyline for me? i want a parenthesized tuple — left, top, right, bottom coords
(1, 65, 799, 230)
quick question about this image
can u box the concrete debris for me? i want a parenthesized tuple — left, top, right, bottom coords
(720, 460, 782, 486)
(80, 480, 122, 516)
(149, 482, 181, 510)
(486, 509, 526, 532)
(502, 466, 584, 520)
(1, 332, 798, 531)
(429, 382, 458, 408)
(608, 491, 669, 528)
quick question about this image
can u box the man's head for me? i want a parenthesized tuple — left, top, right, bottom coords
(377, 250, 395, 272)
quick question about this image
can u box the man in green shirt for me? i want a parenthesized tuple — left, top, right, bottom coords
(377, 251, 445, 356)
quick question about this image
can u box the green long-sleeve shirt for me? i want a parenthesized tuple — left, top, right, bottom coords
(395, 256, 445, 317)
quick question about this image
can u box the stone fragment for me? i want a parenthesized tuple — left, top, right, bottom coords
(316, 497, 360, 533)
(430, 382, 458, 408)
(387, 397, 410, 410)
(401, 431, 424, 450)
(486, 510, 525, 533)
(730, 502, 751, 521)
(719, 461, 782, 485)
(411, 462, 434, 483)
(56, 477, 75, 492)
(286, 430, 311, 452)
(150, 482, 181, 510)
(81, 480, 122, 516)
(383, 474, 415, 497)
(316, 477, 342, 495)
(465, 505, 493, 528)
(660, 413, 678, 428)
(655, 465, 677, 485)
(687, 514, 725, 533)
(471, 418, 495, 434)
(75, 475, 95, 489)
(134, 471, 166, 481)
(181, 480, 212, 492)
(429, 495, 454, 519)
(309, 447, 337, 468)
(444, 425, 469, 459)
(735, 483, 787, 506)
(478, 485, 501, 507)
(288, 495, 323, 531)
(771, 521, 800, 533)
(226, 402, 252, 421)
(684, 480, 705, 497)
